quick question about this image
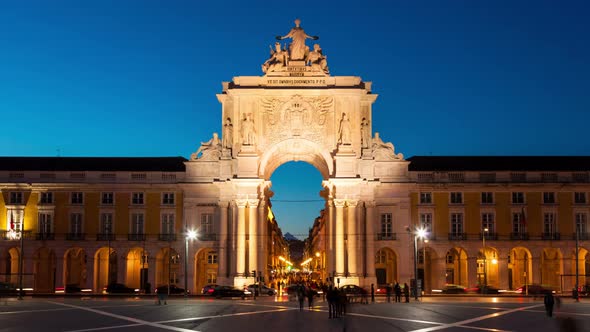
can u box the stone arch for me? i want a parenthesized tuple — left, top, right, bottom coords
(571, 247, 589, 289)
(64, 247, 87, 289)
(374, 247, 398, 285)
(94, 247, 117, 292)
(508, 247, 532, 290)
(125, 247, 148, 289)
(445, 247, 468, 286)
(155, 247, 180, 288)
(541, 248, 562, 289)
(258, 138, 333, 180)
(4, 247, 19, 285)
(477, 245, 500, 287)
(195, 247, 218, 293)
(33, 247, 55, 293)
(418, 244, 438, 293)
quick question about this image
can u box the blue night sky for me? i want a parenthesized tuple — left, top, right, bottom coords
(1, 1, 589, 239)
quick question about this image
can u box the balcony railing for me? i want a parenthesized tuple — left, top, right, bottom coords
(541, 232, 561, 240)
(128, 233, 146, 241)
(448, 233, 467, 240)
(96, 233, 116, 241)
(158, 233, 177, 241)
(66, 233, 86, 241)
(479, 232, 498, 241)
(510, 232, 529, 240)
(573, 232, 589, 240)
(376, 233, 397, 240)
(1, 230, 33, 240)
(198, 233, 218, 241)
(35, 232, 55, 240)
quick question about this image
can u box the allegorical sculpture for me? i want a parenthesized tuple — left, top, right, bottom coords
(372, 132, 403, 160)
(360, 117, 371, 149)
(262, 19, 329, 75)
(222, 117, 233, 150)
(338, 113, 352, 145)
(241, 113, 257, 146)
(276, 18, 318, 60)
(191, 132, 221, 160)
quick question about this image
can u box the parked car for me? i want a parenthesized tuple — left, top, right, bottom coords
(0, 282, 18, 296)
(55, 284, 83, 294)
(156, 285, 187, 295)
(441, 284, 467, 294)
(466, 285, 500, 294)
(202, 284, 218, 295)
(105, 283, 140, 294)
(375, 284, 389, 295)
(516, 284, 554, 295)
(340, 284, 365, 295)
(247, 284, 277, 296)
(211, 285, 247, 299)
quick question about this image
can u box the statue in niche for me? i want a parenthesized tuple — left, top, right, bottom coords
(306, 44, 329, 74)
(361, 117, 371, 149)
(241, 113, 257, 145)
(338, 113, 352, 145)
(276, 18, 318, 61)
(191, 132, 221, 160)
(222, 117, 233, 150)
(262, 42, 288, 74)
(372, 132, 403, 160)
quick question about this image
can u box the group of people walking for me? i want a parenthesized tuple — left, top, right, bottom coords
(381, 282, 411, 303)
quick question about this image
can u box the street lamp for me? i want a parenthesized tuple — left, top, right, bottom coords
(18, 211, 24, 300)
(411, 227, 427, 301)
(185, 230, 197, 298)
(483, 227, 488, 294)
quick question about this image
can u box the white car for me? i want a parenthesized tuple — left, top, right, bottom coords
(247, 284, 277, 296)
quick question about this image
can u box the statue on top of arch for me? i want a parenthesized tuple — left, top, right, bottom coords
(262, 19, 329, 75)
(371, 132, 404, 160)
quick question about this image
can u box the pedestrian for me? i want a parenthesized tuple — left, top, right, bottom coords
(544, 291, 555, 317)
(386, 283, 392, 303)
(403, 283, 410, 303)
(394, 282, 401, 303)
(371, 283, 375, 303)
(297, 285, 305, 311)
(327, 286, 336, 318)
(307, 287, 314, 310)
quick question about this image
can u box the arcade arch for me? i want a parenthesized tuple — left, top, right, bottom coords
(94, 247, 116, 291)
(32, 247, 55, 293)
(445, 247, 468, 286)
(64, 247, 87, 289)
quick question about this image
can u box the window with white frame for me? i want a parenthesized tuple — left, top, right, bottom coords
(8, 210, 23, 232)
(40, 192, 53, 204)
(131, 213, 145, 234)
(450, 192, 463, 204)
(162, 192, 175, 205)
(100, 213, 113, 233)
(207, 271, 217, 284)
(543, 212, 556, 234)
(512, 212, 524, 233)
(375, 249, 387, 264)
(10, 192, 24, 204)
(101, 192, 114, 205)
(574, 192, 587, 204)
(207, 251, 218, 264)
(70, 213, 83, 235)
(420, 213, 432, 233)
(419, 192, 432, 204)
(450, 213, 463, 234)
(201, 213, 213, 234)
(512, 192, 525, 204)
(482, 213, 494, 233)
(380, 213, 392, 238)
(38, 213, 52, 234)
(481, 192, 494, 204)
(162, 213, 175, 234)
(575, 213, 587, 234)
(132, 192, 144, 205)
(71, 192, 83, 205)
(543, 192, 556, 204)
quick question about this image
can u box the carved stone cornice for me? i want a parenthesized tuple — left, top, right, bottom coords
(235, 199, 248, 208)
(347, 199, 359, 208)
(247, 199, 259, 208)
(333, 199, 347, 208)
(364, 201, 376, 208)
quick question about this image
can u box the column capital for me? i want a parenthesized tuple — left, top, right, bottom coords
(347, 199, 359, 208)
(334, 199, 347, 208)
(247, 199, 259, 208)
(364, 201, 376, 208)
(235, 199, 248, 208)
(218, 201, 230, 208)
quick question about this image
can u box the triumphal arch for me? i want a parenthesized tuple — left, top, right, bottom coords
(185, 20, 412, 288)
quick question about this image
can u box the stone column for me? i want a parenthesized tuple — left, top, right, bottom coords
(248, 199, 259, 277)
(347, 200, 358, 276)
(334, 199, 346, 276)
(218, 201, 229, 278)
(434, 256, 447, 290)
(532, 256, 541, 285)
(468, 256, 478, 287)
(236, 199, 248, 276)
(258, 201, 267, 279)
(365, 202, 376, 278)
(327, 199, 335, 278)
(54, 249, 64, 288)
(497, 255, 510, 290)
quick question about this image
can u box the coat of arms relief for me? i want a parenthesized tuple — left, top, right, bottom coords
(259, 95, 333, 150)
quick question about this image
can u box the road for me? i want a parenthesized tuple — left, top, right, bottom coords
(0, 295, 588, 331)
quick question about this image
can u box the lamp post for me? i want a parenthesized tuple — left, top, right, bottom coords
(423, 238, 428, 294)
(185, 230, 197, 298)
(483, 227, 488, 294)
(18, 211, 24, 300)
(575, 225, 579, 302)
(412, 227, 427, 300)
(106, 224, 111, 288)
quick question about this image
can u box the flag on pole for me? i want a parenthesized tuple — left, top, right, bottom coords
(10, 211, 15, 230)
(521, 208, 527, 229)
